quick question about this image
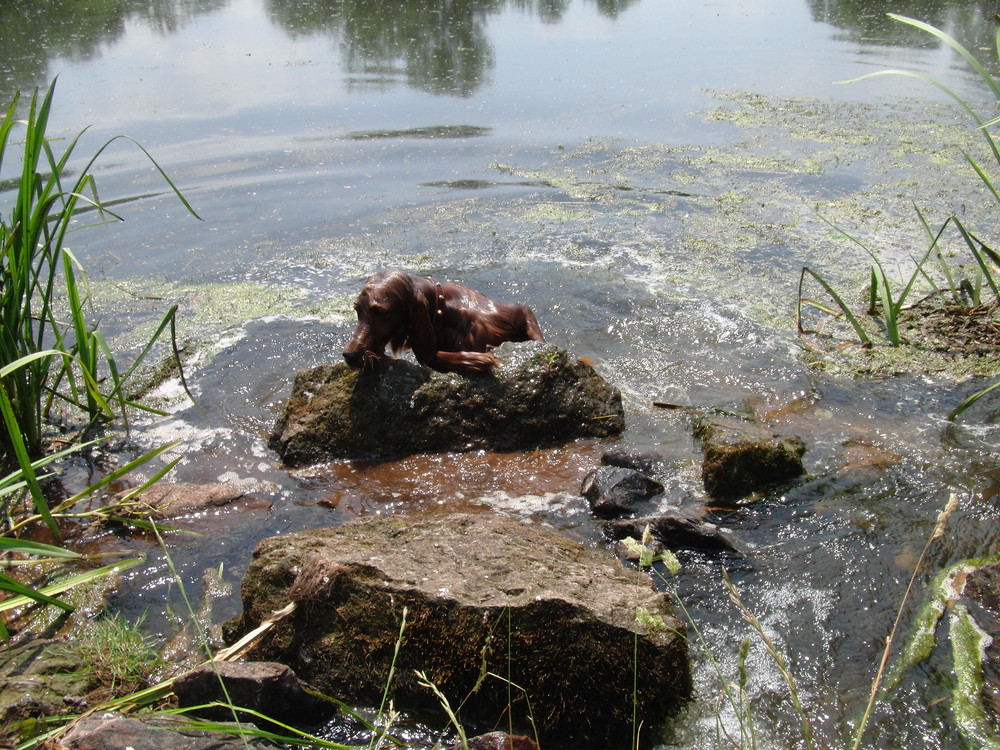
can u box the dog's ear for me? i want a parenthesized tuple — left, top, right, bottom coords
(404, 278, 438, 364)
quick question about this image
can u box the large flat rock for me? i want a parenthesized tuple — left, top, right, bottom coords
(223, 512, 691, 748)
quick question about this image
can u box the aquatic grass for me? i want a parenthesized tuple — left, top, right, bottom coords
(0, 77, 198, 630)
(623, 528, 762, 750)
(1, 437, 182, 538)
(798, 208, 964, 348)
(0, 424, 167, 642)
(12, 529, 378, 750)
(797, 266, 872, 347)
(840, 14, 1000, 412)
(0, 555, 144, 644)
(66, 612, 165, 696)
(0, 78, 198, 461)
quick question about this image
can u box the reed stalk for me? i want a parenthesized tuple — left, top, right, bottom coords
(0, 78, 198, 462)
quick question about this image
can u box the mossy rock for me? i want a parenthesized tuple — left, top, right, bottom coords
(269, 341, 625, 464)
(223, 512, 691, 748)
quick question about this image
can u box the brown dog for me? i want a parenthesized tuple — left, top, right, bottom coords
(343, 270, 545, 374)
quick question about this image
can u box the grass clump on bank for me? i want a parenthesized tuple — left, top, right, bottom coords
(0, 77, 197, 462)
(0, 79, 197, 636)
(797, 15, 1000, 416)
(65, 613, 165, 698)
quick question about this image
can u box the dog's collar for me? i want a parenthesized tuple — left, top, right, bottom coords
(433, 282, 445, 318)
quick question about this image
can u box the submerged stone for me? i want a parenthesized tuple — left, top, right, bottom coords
(173, 661, 338, 726)
(223, 512, 691, 749)
(0, 639, 94, 735)
(694, 412, 806, 500)
(269, 341, 624, 465)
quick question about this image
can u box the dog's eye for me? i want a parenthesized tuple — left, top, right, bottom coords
(368, 304, 389, 316)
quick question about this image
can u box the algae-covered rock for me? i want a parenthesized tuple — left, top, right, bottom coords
(0, 638, 95, 736)
(223, 512, 690, 748)
(694, 412, 806, 500)
(269, 341, 624, 465)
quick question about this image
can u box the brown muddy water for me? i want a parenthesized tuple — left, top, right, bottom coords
(4, 0, 1000, 748)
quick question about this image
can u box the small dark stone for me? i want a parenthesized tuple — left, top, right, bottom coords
(603, 514, 739, 555)
(173, 661, 337, 727)
(581, 466, 663, 519)
(600, 450, 668, 475)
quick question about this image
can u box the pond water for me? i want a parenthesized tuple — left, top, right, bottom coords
(4, 0, 1000, 748)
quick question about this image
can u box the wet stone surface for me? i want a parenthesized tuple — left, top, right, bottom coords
(269, 342, 625, 464)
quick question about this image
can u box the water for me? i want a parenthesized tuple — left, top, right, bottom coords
(4, 0, 1000, 747)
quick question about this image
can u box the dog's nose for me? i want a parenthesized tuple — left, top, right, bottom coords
(343, 349, 364, 368)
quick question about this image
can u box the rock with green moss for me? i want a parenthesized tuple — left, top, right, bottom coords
(269, 341, 624, 465)
(0, 639, 95, 738)
(223, 512, 691, 749)
(693, 411, 806, 501)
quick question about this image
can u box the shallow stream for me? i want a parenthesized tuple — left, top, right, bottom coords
(4, 0, 1000, 747)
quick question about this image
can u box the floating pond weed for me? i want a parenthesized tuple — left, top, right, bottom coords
(800, 14, 1000, 411)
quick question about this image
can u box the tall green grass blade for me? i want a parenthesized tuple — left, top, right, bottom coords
(0, 538, 81, 558)
(797, 267, 872, 346)
(888, 14, 1000, 100)
(961, 150, 1000, 207)
(75, 135, 202, 222)
(0, 438, 104, 515)
(58, 440, 181, 508)
(952, 217, 1000, 301)
(0, 571, 75, 612)
(167, 704, 355, 749)
(864, 267, 876, 316)
(849, 18, 1000, 184)
(950, 378, 1000, 418)
(914, 207, 960, 302)
(0, 89, 18, 167)
(1, 78, 198, 458)
(0, 379, 57, 534)
(847, 69, 1000, 168)
(113, 455, 181, 506)
(0, 555, 143, 613)
(871, 267, 900, 346)
(97, 304, 195, 415)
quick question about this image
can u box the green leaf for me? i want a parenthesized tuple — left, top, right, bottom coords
(0, 538, 80, 559)
(0, 555, 143, 613)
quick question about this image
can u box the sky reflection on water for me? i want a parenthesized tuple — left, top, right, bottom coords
(2, 0, 994, 151)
